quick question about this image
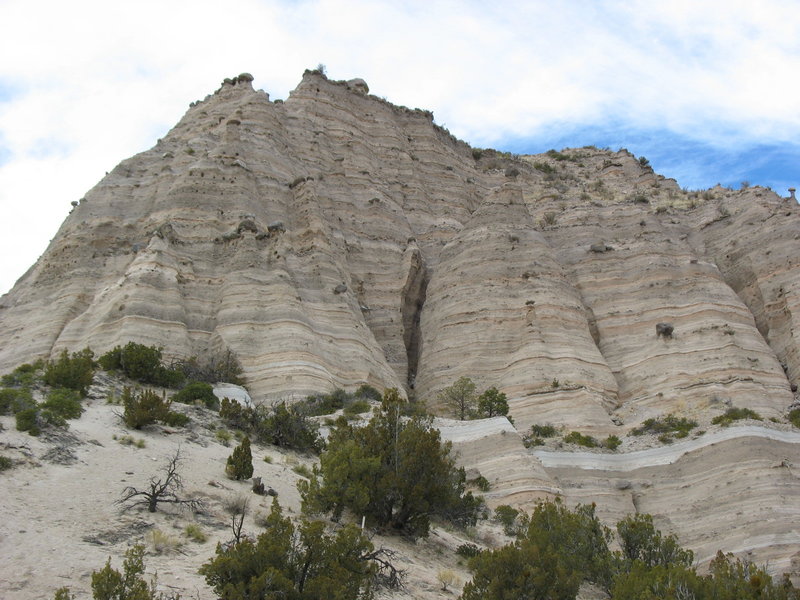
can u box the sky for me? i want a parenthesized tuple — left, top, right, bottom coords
(1, 0, 799, 295)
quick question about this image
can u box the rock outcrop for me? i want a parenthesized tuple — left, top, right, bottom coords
(2, 71, 800, 574)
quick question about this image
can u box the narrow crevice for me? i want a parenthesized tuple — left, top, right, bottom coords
(400, 249, 429, 391)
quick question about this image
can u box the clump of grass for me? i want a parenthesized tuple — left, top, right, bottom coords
(116, 434, 146, 448)
(148, 529, 182, 554)
(0, 455, 13, 471)
(263, 454, 273, 464)
(292, 464, 312, 479)
(631, 414, 697, 442)
(712, 407, 762, 427)
(184, 523, 207, 543)
(563, 431, 598, 448)
(789, 409, 800, 429)
(216, 429, 233, 446)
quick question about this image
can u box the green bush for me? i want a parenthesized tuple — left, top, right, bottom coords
(173, 348, 245, 385)
(0, 387, 35, 415)
(524, 423, 558, 448)
(218, 398, 322, 453)
(533, 161, 556, 174)
(532, 423, 558, 437)
(226, 436, 254, 480)
(789, 408, 800, 428)
(712, 407, 762, 426)
(161, 410, 189, 427)
(471, 475, 491, 491)
(200, 501, 379, 599)
(255, 402, 323, 453)
(631, 414, 697, 441)
(122, 387, 170, 429)
(0, 455, 13, 471)
(172, 381, 217, 409)
(343, 399, 371, 416)
(546, 149, 570, 161)
(563, 431, 598, 448)
(463, 500, 613, 600)
(299, 389, 481, 538)
(1, 360, 43, 387)
(494, 504, 521, 535)
(617, 513, 693, 568)
(456, 542, 482, 558)
(44, 348, 94, 396)
(299, 388, 350, 416)
(99, 342, 184, 388)
(90, 543, 170, 600)
(41, 388, 83, 419)
(355, 384, 382, 401)
(603, 435, 622, 450)
(16, 407, 41, 435)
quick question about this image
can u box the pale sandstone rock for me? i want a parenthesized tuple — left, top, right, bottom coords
(1, 72, 800, 576)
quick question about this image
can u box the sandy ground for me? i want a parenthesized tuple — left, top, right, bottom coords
(0, 378, 491, 600)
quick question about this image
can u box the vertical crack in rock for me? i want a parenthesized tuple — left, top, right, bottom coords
(401, 245, 428, 391)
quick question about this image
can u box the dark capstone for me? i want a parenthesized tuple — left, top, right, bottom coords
(237, 219, 258, 234)
(656, 322, 674, 338)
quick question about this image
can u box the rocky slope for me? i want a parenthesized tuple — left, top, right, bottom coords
(2, 71, 800, 583)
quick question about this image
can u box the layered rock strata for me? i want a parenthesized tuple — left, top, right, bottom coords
(2, 71, 800, 574)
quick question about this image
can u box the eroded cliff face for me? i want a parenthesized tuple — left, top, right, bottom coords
(2, 71, 800, 573)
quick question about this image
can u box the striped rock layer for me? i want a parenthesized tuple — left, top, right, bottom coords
(2, 71, 800, 573)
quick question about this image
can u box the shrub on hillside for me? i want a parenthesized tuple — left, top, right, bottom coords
(256, 402, 323, 453)
(122, 387, 187, 429)
(218, 398, 322, 453)
(711, 407, 762, 426)
(1, 360, 43, 387)
(299, 389, 482, 538)
(174, 348, 245, 385)
(226, 436, 254, 480)
(0, 387, 35, 415)
(463, 500, 614, 599)
(631, 414, 697, 441)
(15, 407, 41, 435)
(99, 343, 184, 388)
(44, 348, 94, 396)
(172, 381, 217, 409)
(563, 431, 598, 448)
(41, 388, 83, 420)
(200, 501, 383, 599)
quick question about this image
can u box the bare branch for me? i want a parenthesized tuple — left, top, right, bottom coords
(116, 447, 203, 513)
(362, 546, 405, 590)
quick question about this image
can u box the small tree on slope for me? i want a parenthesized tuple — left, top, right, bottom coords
(226, 435, 254, 480)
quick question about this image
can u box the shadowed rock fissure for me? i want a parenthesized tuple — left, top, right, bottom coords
(401, 255, 429, 391)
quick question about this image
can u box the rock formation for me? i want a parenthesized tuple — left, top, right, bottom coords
(2, 70, 800, 575)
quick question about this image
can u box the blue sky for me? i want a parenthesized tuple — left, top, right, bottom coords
(0, 0, 799, 294)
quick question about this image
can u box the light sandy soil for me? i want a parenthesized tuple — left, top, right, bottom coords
(0, 377, 495, 600)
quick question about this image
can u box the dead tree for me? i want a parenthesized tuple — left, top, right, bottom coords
(117, 447, 203, 513)
(225, 495, 249, 544)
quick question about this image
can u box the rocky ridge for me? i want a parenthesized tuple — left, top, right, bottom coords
(2, 71, 800, 578)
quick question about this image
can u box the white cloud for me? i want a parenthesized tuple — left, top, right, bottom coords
(1, 0, 799, 293)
